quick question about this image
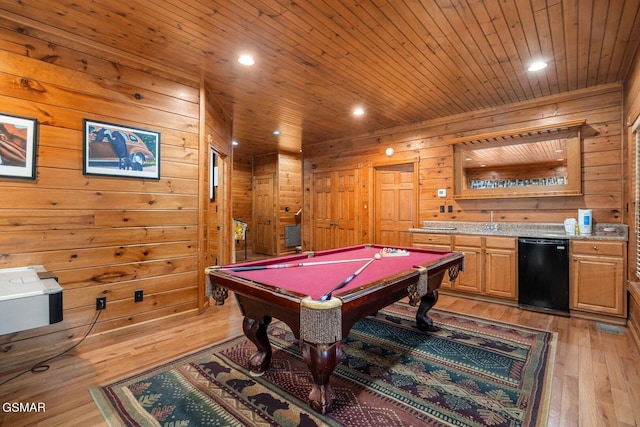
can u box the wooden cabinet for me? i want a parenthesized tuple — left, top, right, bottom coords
(451, 235, 516, 300)
(412, 233, 452, 248)
(412, 231, 628, 319)
(570, 240, 626, 318)
(413, 233, 517, 301)
(452, 235, 483, 294)
(412, 233, 453, 288)
(484, 236, 517, 299)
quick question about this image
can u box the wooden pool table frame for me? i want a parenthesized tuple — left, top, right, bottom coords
(207, 244, 464, 414)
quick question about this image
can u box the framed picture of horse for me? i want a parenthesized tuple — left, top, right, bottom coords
(0, 113, 38, 180)
(83, 119, 160, 179)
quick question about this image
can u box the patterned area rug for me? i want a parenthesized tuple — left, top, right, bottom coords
(91, 302, 556, 426)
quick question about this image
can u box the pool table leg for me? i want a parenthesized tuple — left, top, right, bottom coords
(416, 289, 439, 332)
(301, 340, 343, 414)
(243, 316, 272, 375)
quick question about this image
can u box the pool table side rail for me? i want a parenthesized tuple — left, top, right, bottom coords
(209, 272, 307, 339)
(338, 251, 464, 337)
(209, 271, 308, 310)
(211, 244, 377, 271)
(337, 251, 464, 302)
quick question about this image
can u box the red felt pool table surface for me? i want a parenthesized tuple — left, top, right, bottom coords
(223, 244, 453, 300)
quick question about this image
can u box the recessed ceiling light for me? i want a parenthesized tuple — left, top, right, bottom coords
(353, 107, 365, 116)
(238, 54, 255, 66)
(273, 130, 280, 135)
(232, 140, 238, 146)
(528, 61, 547, 72)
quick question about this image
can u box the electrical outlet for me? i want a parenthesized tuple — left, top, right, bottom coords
(96, 296, 106, 310)
(134, 289, 144, 302)
(439, 205, 445, 213)
(448, 205, 453, 213)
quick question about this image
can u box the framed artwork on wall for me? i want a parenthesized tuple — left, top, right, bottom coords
(83, 119, 160, 179)
(0, 113, 38, 180)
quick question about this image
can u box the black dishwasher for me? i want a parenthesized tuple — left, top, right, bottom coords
(518, 238, 569, 314)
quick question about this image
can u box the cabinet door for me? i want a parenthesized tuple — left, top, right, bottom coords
(452, 245, 482, 293)
(413, 234, 452, 288)
(485, 248, 516, 299)
(570, 254, 624, 316)
(429, 244, 454, 289)
(453, 235, 482, 294)
(484, 237, 517, 300)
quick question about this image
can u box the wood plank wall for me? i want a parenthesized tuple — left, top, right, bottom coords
(204, 85, 233, 270)
(0, 21, 229, 372)
(303, 84, 624, 249)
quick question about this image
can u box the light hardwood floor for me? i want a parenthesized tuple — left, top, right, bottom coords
(1, 294, 639, 426)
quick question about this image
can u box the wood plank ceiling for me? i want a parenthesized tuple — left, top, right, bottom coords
(2, 0, 640, 156)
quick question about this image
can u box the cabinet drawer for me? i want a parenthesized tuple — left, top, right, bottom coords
(485, 236, 516, 250)
(571, 241, 625, 257)
(454, 235, 482, 247)
(412, 233, 452, 246)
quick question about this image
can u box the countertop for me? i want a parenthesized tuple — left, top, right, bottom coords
(410, 221, 628, 241)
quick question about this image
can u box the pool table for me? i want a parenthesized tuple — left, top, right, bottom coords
(206, 244, 463, 414)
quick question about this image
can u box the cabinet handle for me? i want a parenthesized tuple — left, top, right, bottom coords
(593, 245, 599, 251)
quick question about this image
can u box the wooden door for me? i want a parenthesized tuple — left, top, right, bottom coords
(312, 172, 334, 250)
(312, 169, 359, 250)
(374, 163, 416, 247)
(334, 169, 358, 247)
(253, 176, 274, 255)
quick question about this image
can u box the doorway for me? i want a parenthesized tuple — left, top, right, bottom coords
(312, 169, 359, 250)
(374, 163, 417, 247)
(207, 148, 230, 266)
(253, 175, 275, 255)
